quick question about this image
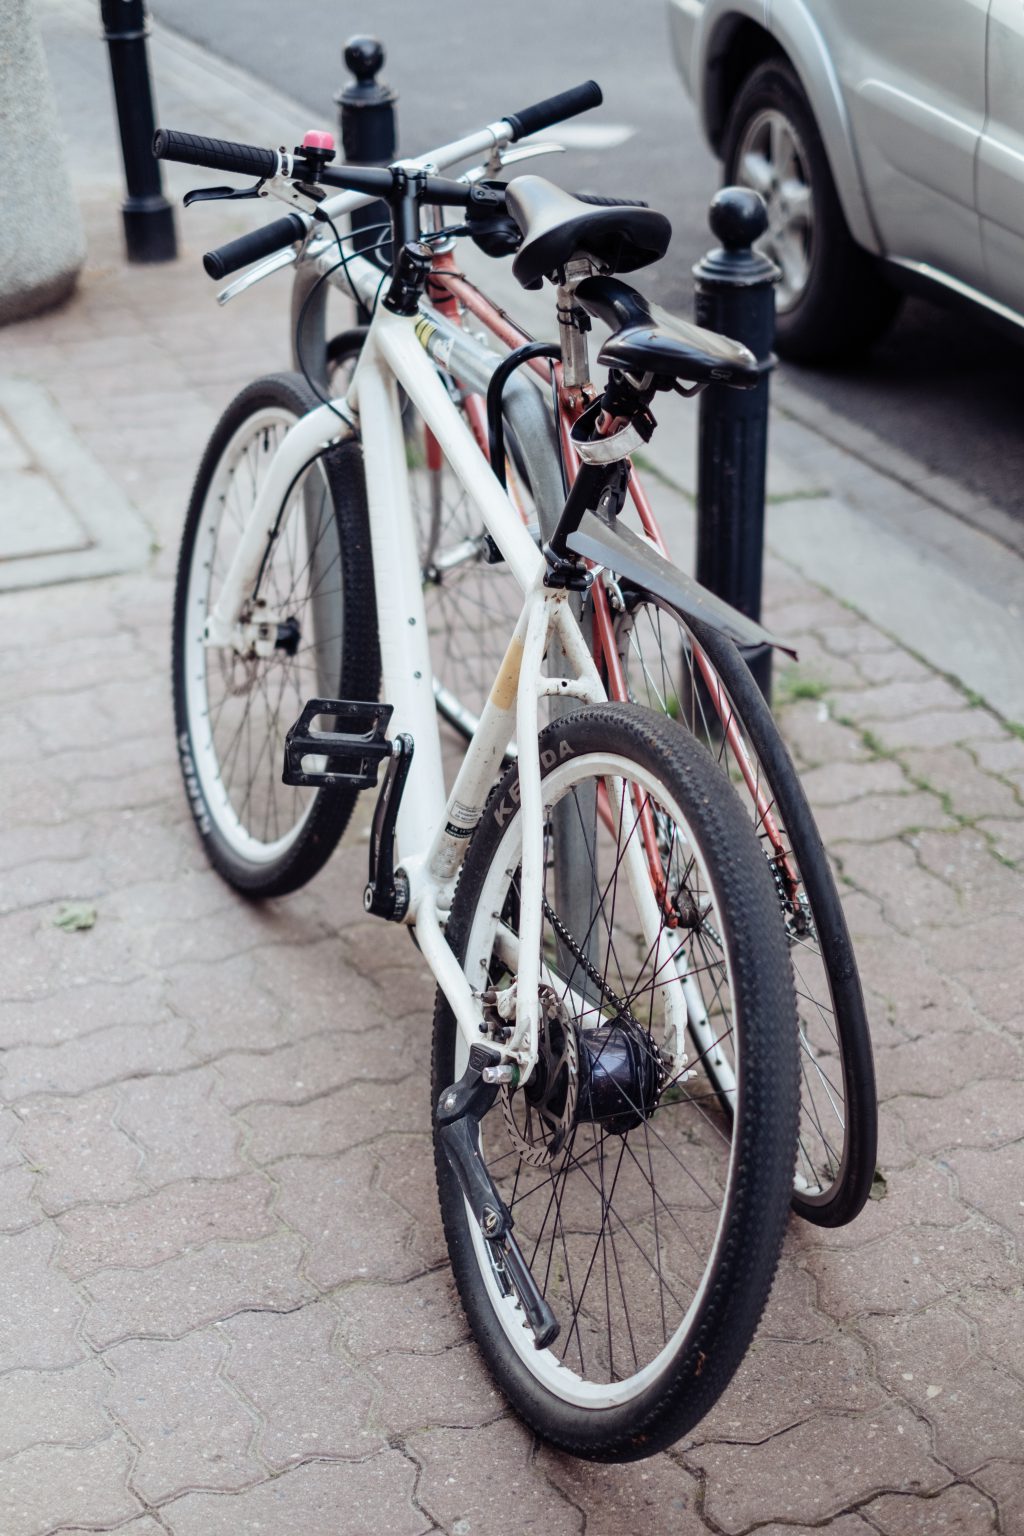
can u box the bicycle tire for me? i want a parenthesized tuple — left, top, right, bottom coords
(616, 598, 877, 1226)
(432, 703, 799, 1460)
(172, 372, 379, 897)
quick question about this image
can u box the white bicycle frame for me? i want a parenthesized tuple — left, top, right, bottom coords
(204, 231, 695, 1086)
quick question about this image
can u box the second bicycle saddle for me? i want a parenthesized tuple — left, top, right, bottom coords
(506, 175, 672, 288)
(575, 274, 760, 389)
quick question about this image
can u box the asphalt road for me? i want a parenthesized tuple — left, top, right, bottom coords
(153, 0, 1024, 534)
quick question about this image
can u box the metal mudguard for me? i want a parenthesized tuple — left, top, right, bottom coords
(568, 509, 797, 658)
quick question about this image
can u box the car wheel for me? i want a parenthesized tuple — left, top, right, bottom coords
(722, 58, 901, 363)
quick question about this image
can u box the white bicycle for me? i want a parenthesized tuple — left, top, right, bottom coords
(159, 84, 802, 1460)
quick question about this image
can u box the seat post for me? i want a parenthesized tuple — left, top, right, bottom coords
(555, 258, 597, 413)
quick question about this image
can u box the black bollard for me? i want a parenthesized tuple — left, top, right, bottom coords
(99, 0, 176, 262)
(337, 35, 397, 314)
(693, 188, 778, 702)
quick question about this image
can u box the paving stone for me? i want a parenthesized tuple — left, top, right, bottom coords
(858, 1306, 1024, 1474)
(758, 1256, 833, 1342)
(411, 1418, 584, 1534)
(333, 1270, 469, 1359)
(853, 648, 935, 686)
(684, 1403, 948, 1533)
(836, 839, 955, 932)
(82, 1230, 314, 1347)
(214, 1021, 429, 1113)
(893, 1077, 1024, 1155)
(866, 1483, 998, 1535)
(163, 1453, 432, 1536)
(868, 709, 1008, 752)
(0, 1434, 142, 1536)
(779, 700, 868, 769)
(116, 1068, 248, 1185)
(373, 1134, 449, 1271)
(800, 756, 909, 808)
(0, 1151, 42, 1235)
(945, 1141, 1024, 1239)
(775, 641, 865, 691)
(817, 790, 955, 845)
(538, 1446, 703, 1536)
(59, 1519, 165, 1536)
(0, 1358, 112, 1461)
(973, 1460, 1024, 1535)
(971, 736, 1024, 786)
(828, 677, 970, 724)
(0, 975, 168, 1051)
(15, 1089, 146, 1213)
(0, 1224, 87, 1371)
(240, 1077, 425, 1166)
(272, 1149, 423, 1290)
(220, 1303, 381, 1469)
(365, 1341, 503, 1434)
(800, 1218, 1017, 1320)
(879, 1028, 1022, 1104)
(910, 827, 1022, 916)
(957, 1284, 1024, 1382)
(813, 623, 895, 658)
(901, 744, 1023, 822)
(166, 954, 287, 1054)
(0, 1019, 193, 1101)
(55, 1173, 278, 1278)
(249, 933, 412, 1026)
(797, 1160, 964, 1254)
(105, 1331, 264, 1503)
(978, 815, 1024, 866)
(852, 936, 976, 1039)
(691, 1330, 885, 1445)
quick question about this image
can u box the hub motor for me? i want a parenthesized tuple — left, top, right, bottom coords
(577, 1016, 663, 1133)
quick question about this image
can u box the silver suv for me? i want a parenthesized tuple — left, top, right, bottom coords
(668, 0, 1024, 362)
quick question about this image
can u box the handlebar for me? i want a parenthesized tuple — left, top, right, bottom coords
(504, 80, 603, 142)
(157, 79, 612, 284)
(152, 129, 279, 180)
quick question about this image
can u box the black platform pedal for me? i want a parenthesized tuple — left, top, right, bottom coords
(282, 698, 394, 789)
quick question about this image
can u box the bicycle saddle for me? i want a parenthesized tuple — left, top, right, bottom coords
(575, 275, 760, 388)
(506, 176, 672, 289)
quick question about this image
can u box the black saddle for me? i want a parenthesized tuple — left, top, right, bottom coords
(575, 275, 760, 388)
(506, 176, 672, 289)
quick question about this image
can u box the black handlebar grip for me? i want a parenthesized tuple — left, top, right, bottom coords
(575, 192, 649, 208)
(203, 213, 308, 281)
(504, 80, 603, 143)
(153, 128, 279, 180)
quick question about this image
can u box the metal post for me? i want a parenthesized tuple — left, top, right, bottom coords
(99, 0, 176, 262)
(693, 188, 778, 702)
(336, 35, 397, 318)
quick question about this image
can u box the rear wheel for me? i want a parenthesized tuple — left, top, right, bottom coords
(432, 704, 799, 1459)
(614, 596, 877, 1226)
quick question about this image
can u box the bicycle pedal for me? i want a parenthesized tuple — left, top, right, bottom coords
(282, 698, 394, 789)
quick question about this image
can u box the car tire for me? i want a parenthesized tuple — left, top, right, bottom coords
(722, 58, 901, 363)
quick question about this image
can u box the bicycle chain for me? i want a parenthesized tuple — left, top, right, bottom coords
(541, 897, 640, 1028)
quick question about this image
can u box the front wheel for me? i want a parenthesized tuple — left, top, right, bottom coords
(172, 372, 380, 897)
(432, 705, 799, 1460)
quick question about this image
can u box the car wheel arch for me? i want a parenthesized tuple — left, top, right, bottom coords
(698, 0, 882, 258)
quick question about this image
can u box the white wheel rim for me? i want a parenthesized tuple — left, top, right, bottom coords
(735, 108, 815, 312)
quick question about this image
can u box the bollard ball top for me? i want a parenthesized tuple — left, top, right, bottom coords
(708, 187, 768, 250)
(344, 35, 384, 81)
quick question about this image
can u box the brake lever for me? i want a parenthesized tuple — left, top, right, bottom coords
(183, 181, 265, 207)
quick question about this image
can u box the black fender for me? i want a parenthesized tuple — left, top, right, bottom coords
(568, 509, 796, 658)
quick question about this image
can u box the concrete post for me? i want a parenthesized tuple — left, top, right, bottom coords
(0, 0, 86, 324)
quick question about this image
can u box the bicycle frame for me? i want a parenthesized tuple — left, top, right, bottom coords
(200, 245, 696, 1084)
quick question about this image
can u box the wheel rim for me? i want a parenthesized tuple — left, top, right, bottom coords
(458, 750, 742, 1406)
(182, 407, 343, 862)
(616, 599, 848, 1206)
(733, 108, 814, 312)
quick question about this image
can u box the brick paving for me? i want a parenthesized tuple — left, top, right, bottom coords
(2, 5, 1024, 1532)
